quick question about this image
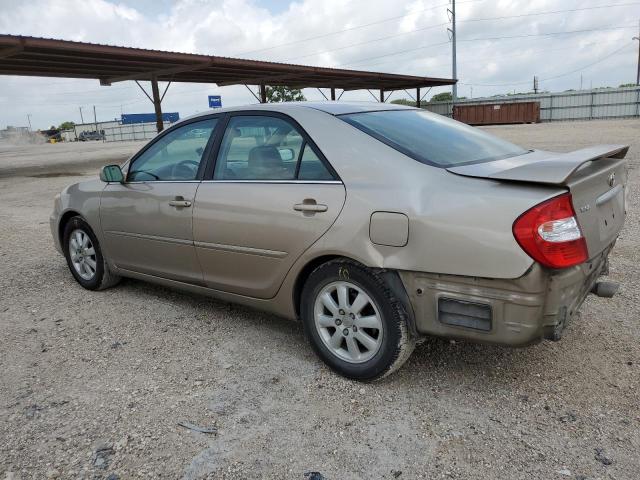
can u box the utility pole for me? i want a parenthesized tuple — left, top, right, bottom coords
(79, 106, 84, 124)
(580, 74, 583, 91)
(633, 20, 640, 85)
(447, 0, 457, 104)
(93, 105, 98, 133)
(26, 114, 32, 131)
(533, 76, 539, 94)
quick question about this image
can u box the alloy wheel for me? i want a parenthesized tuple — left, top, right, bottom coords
(68, 229, 97, 280)
(313, 281, 384, 363)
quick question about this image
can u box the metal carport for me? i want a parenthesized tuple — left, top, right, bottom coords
(0, 34, 456, 132)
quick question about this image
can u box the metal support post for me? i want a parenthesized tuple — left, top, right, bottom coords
(150, 76, 164, 133)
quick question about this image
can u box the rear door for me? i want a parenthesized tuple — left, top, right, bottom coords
(100, 117, 220, 284)
(193, 112, 346, 299)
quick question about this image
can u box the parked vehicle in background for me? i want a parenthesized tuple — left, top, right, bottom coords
(79, 130, 105, 141)
(50, 102, 628, 380)
(40, 127, 62, 143)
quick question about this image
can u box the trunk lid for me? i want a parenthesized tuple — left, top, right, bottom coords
(447, 144, 629, 259)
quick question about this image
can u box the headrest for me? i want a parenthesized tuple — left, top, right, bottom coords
(248, 146, 282, 170)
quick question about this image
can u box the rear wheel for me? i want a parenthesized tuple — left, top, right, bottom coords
(301, 260, 415, 381)
(62, 216, 120, 290)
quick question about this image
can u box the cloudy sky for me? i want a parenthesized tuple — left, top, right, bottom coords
(0, 0, 638, 129)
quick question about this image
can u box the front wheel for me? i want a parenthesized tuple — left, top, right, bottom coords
(301, 260, 415, 381)
(62, 216, 120, 290)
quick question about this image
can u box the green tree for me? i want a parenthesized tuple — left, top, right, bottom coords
(618, 83, 636, 88)
(265, 86, 306, 102)
(430, 92, 452, 102)
(390, 98, 416, 106)
(59, 121, 75, 130)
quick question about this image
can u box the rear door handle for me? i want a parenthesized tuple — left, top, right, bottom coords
(294, 203, 328, 213)
(169, 198, 192, 208)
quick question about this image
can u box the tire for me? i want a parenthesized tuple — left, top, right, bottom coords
(62, 216, 121, 291)
(301, 259, 415, 381)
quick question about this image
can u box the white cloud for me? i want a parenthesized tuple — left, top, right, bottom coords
(0, 0, 638, 129)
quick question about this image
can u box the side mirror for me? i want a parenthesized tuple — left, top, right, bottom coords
(100, 165, 125, 183)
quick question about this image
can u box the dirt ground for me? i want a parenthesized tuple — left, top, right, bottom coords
(0, 119, 639, 480)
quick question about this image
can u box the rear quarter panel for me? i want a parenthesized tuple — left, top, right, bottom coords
(282, 106, 566, 280)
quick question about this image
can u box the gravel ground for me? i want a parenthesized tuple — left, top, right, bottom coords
(0, 140, 144, 177)
(0, 119, 639, 480)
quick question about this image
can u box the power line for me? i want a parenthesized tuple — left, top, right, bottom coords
(234, 0, 485, 57)
(340, 24, 637, 68)
(278, 3, 640, 65)
(284, 23, 448, 62)
(459, 41, 635, 87)
(459, 2, 640, 24)
(350, 39, 605, 72)
(250, 1, 640, 64)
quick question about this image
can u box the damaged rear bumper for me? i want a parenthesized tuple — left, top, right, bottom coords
(398, 246, 613, 346)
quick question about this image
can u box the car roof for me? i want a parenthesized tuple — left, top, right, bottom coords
(181, 101, 415, 123)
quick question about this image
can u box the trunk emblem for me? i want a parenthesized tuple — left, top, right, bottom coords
(579, 204, 591, 213)
(608, 172, 616, 187)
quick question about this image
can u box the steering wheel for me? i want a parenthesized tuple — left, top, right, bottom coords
(171, 159, 200, 180)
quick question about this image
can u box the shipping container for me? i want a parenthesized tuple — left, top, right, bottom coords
(423, 86, 640, 122)
(453, 102, 540, 125)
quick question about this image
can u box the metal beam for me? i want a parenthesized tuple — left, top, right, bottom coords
(380, 89, 384, 103)
(260, 84, 267, 103)
(135, 80, 153, 103)
(160, 80, 172, 102)
(420, 87, 432, 101)
(331, 88, 336, 101)
(416, 88, 420, 108)
(150, 76, 164, 133)
(244, 84, 261, 102)
(217, 71, 307, 87)
(317, 88, 329, 100)
(0, 45, 23, 59)
(100, 61, 211, 85)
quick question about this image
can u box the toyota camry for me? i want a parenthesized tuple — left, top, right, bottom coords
(51, 102, 629, 380)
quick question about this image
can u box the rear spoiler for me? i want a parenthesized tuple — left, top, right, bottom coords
(447, 144, 629, 185)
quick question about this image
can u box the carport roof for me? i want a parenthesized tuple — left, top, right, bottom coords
(0, 34, 456, 91)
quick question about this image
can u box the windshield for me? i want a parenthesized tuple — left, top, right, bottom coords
(340, 109, 528, 167)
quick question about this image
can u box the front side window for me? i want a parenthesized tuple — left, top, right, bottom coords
(340, 109, 528, 167)
(127, 118, 218, 181)
(213, 115, 334, 181)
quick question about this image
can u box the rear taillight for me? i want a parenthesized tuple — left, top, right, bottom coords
(513, 193, 588, 269)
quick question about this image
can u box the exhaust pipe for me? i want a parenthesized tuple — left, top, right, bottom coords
(591, 281, 619, 298)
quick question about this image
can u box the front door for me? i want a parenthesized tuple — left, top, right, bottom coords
(193, 113, 346, 299)
(100, 117, 219, 284)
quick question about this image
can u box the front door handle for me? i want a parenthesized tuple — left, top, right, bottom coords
(169, 197, 192, 208)
(293, 200, 328, 213)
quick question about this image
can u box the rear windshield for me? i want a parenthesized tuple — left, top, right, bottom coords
(340, 109, 528, 167)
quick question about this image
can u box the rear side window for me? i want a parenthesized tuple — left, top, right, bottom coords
(298, 144, 334, 180)
(340, 109, 528, 167)
(213, 115, 336, 181)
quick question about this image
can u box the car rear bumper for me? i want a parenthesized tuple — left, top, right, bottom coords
(398, 245, 613, 346)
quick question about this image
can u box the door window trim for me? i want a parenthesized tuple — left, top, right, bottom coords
(123, 114, 224, 184)
(203, 110, 341, 184)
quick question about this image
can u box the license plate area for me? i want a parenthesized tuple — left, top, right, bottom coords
(596, 185, 624, 243)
